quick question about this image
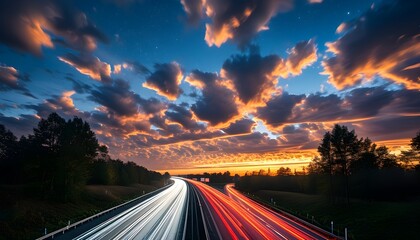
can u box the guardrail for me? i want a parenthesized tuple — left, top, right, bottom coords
(243, 192, 344, 240)
(37, 181, 174, 240)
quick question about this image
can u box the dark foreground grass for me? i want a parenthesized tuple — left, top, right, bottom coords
(0, 184, 157, 239)
(251, 190, 420, 240)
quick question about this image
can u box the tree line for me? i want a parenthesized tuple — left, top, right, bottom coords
(236, 125, 420, 203)
(0, 112, 167, 202)
(186, 171, 236, 183)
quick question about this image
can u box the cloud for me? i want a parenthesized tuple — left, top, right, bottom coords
(286, 39, 317, 76)
(58, 53, 112, 82)
(279, 124, 311, 147)
(186, 70, 239, 126)
(24, 91, 89, 125)
(89, 79, 140, 116)
(257, 85, 420, 135)
(165, 103, 205, 131)
(113, 64, 122, 74)
(181, 0, 293, 47)
(90, 110, 151, 139)
(138, 97, 167, 115)
(221, 42, 317, 106)
(0, 66, 20, 90)
(0, 0, 107, 56)
(322, 0, 420, 90)
(343, 86, 394, 117)
(289, 86, 394, 124)
(143, 62, 183, 100)
(115, 61, 150, 75)
(308, 0, 322, 4)
(125, 62, 150, 75)
(222, 118, 256, 135)
(221, 47, 285, 105)
(349, 115, 420, 142)
(0, 65, 35, 98)
(181, 0, 204, 25)
(256, 92, 305, 127)
(66, 76, 92, 94)
(0, 113, 40, 137)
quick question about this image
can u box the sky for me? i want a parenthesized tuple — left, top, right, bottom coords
(0, 0, 419, 175)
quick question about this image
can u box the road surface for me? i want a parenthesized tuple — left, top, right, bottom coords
(49, 178, 336, 240)
(188, 179, 336, 240)
(225, 183, 336, 240)
(74, 178, 188, 240)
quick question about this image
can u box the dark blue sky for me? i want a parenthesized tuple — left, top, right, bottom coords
(0, 0, 418, 173)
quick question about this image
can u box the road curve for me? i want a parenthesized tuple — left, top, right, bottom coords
(187, 179, 281, 240)
(74, 178, 188, 240)
(225, 183, 336, 240)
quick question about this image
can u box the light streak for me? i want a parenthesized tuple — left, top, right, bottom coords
(225, 183, 336, 240)
(75, 178, 188, 240)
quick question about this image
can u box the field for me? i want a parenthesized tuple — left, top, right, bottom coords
(0, 184, 157, 239)
(251, 190, 420, 239)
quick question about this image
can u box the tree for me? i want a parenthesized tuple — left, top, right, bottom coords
(375, 146, 399, 169)
(314, 125, 360, 204)
(411, 130, 420, 152)
(317, 131, 334, 174)
(0, 124, 18, 183)
(317, 131, 335, 201)
(28, 113, 99, 201)
(30, 113, 66, 199)
(351, 138, 378, 171)
(59, 116, 99, 200)
(276, 167, 292, 176)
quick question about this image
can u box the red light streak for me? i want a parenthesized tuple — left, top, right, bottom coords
(187, 178, 336, 240)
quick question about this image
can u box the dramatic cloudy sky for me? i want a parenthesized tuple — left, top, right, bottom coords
(0, 0, 419, 174)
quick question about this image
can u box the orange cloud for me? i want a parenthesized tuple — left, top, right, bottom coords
(322, 0, 420, 90)
(0, 66, 19, 83)
(308, 0, 323, 4)
(113, 64, 122, 74)
(143, 62, 183, 100)
(58, 54, 111, 82)
(286, 39, 318, 76)
(23, 18, 54, 55)
(323, 38, 420, 90)
(205, 23, 234, 47)
(59, 91, 77, 110)
(0, 1, 106, 56)
(182, 0, 292, 47)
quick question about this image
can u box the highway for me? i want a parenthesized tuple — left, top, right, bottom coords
(187, 179, 280, 239)
(74, 178, 188, 240)
(188, 179, 336, 240)
(225, 183, 335, 240)
(51, 178, 336, 240)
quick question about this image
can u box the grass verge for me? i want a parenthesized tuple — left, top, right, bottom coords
(0, 184, 157, 239)
(248, 190, 420, 239)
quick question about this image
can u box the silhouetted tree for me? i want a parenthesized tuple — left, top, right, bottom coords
(411, 130, 420, 152)
(351, 138, 377, 171)
(26, 113, 99, 201)
(314, 125, 359, 204)
(59, 116, 99, 200)
(276, 167, 292, 176)
(0, 124, 18, 183)
(29, 113, 66, 199)
(316, 131, 335, 201)
(376, 146, 399, 169)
